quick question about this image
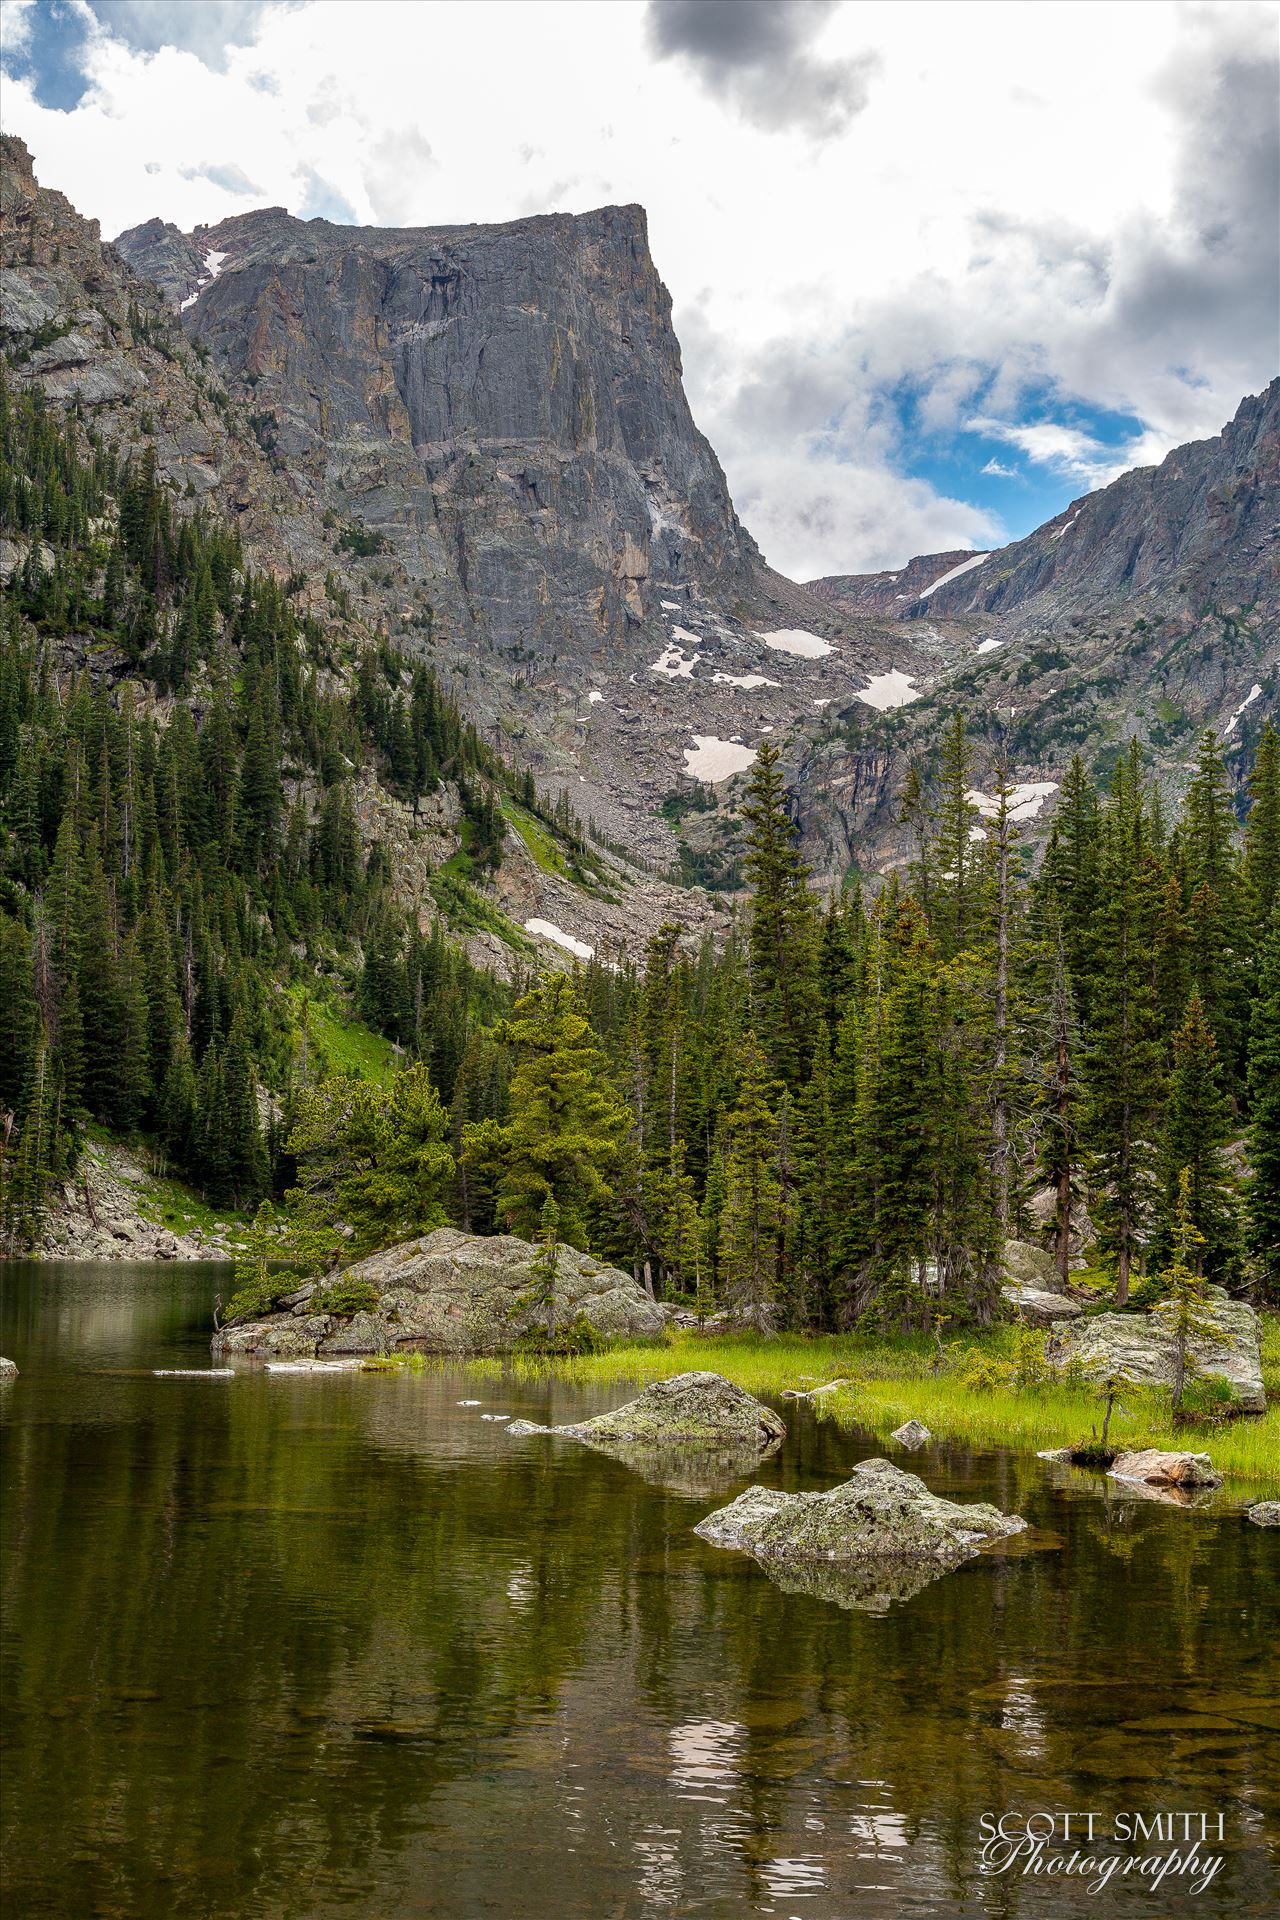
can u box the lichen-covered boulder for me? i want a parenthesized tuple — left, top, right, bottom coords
(1002, 1283, 1084, 1327)
(695, 1457, 1025, 1570)
(1109, 1449, 1222, 1489)
(556, 1372, 785, 1452)
(1246, 1502, 1280, 1527)
(1044, 1288, 1265, 1413)
(890, 1419, 932, 1449)
(1003, 1240, 1060, 1288)
(212, 1227, 666, 1358)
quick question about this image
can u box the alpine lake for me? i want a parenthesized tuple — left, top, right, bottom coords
(1, 1261, 1277, 1919)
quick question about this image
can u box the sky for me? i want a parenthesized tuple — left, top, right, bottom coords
(1, 0, 1276, 580)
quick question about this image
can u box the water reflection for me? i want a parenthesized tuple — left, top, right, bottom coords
(1, 1261, 1277, 1919)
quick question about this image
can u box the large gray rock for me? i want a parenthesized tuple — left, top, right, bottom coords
(1002, 1240, 1059, 1288)
(212, 1227, 666, 1358)
(0, 1357, 18, 1380)
(1246, 1502, 1280, 1527)
(556, 1371, 784, 1452)
(1044, 1288, 1265, 1413)
(1002, 1283, 1084, 1328)
(695, 1457, 1026, 1574)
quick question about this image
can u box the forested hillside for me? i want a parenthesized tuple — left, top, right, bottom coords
(0, 376, 543, 1245)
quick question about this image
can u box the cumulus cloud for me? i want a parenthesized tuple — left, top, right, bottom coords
(645, 0, 878, 137)
(87, 1, 292, 68)
(0, 0, 1273, 576)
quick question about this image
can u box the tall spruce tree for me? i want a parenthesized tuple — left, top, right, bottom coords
(740, 743, 819, 1088)
(1246, 922, 1280, 1300)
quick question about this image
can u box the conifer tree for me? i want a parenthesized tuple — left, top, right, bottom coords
(716, 1033, 786, 1328)
(462, 972, 633, 1252)
(1082, 751, 1163, 1303)
(1246, 922, 1280, 1299)
(1243, 719, 1280, 940)
(740, 743, 819, 1087)
(1150, 991, 1241, 1281)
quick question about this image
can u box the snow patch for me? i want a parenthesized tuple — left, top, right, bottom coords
(1050, 513, 1080, 541)
(668, 624, 703, 647)
(683, 736, 757, 782)
(178, 249, 231, 312)
(204, 248, 228, 280)
(966, 781, 1059, 821)
(969, 826, 988, 842)
(1223, 684, 1263, 737)
(650, 644, 699, 680)
(587, 690, 603, 704)
(854, 671, 921, 711)
(660, 599, 682, 612)
(917, 552, 989, 599)
(712, 671, 781, 690)
(813, 698, 831, 708)
(976, 638, 1003, 655)
(761, 629, 834, 659)
(524, 919, 595, 960)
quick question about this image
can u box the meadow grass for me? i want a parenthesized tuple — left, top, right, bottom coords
(291, 988, 401, 1081)
(462, 1318, 1280, 1489)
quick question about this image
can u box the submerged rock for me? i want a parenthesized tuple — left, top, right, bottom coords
(1109, 1449, 1223, 1489)
(890, 1419, 933, 1449)
(695, 1457, 1026, 1579)
(1044, 1289, 1265, 1413)
(555, 1372, 785, 1452)
(1246, 1502, 1280, 1527)
(212, 1227, 666, 1359)
(0, 1356, 17, 1380)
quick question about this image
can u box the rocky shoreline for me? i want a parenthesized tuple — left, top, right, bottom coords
(21, 1137, 241, 1263)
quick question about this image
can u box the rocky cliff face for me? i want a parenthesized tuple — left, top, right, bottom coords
(9, 134, 1275, 899)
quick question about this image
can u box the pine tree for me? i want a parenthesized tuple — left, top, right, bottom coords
(1246, 922, 1280, 1300)
(740, 743, 820, 1087)
(1082, 752, 1164, 1304)
(1150, 991, 1241, 1282)
(929, 712, 987, 961)
(462, 972, 633, 1252)
(1243, 719, 1280, 940)
(716, 1033, 786, 1329)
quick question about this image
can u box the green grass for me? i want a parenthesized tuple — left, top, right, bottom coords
(502, 797, 573, 879)
(291, 989, 400, 1080)
(462, 1320, 1280, 1489)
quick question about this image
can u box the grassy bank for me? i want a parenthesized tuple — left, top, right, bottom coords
(465, 1318, 1280, 1488)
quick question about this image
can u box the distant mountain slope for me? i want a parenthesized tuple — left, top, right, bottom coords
(811, 382, 1278, 631)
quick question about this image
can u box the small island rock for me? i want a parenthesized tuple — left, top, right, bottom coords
(1245, 1502, 1279, 1527)
(0, 1356, 18, 1380)
(696, 1457, 1025, 1567)
(890, 1419, 932, 1449)
(557, 1372, 785, 1452)
(1109, 1449, 1223, 1489)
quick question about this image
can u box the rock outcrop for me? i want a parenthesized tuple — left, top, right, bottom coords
(695, 1457, 1026, 1571)
(556, 1371, 785, 1451)
(1043, 1290, 1266, 1413)
(1109, 1449, 1223, 1490)
(212, 1227, 665, 1359)
(1000, 1240, 1085, 1326)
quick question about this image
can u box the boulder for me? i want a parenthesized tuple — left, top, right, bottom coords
(890, 1419, 932, 1449)
(0, 1356, 18, 1380)
(556, 1372, 785, 1452)
(1044, 1288, 1265, 1413)
(695, 1457, 1026, 1573)
(1002, 1240, 1059, 1288)
(1109, 1449, 1223, 1489)
(1002, 1283, 1084, 1328)
(1246, 1502, 1280, 1527)
(212, 1227, 666, 1358)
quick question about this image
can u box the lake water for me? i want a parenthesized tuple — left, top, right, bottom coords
(1, 1261, 1277, 1919)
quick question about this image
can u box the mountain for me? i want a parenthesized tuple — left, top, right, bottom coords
(8, 133, 1275, 898)
(0, 135, 718, 964)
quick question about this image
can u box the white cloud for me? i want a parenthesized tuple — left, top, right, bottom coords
(0, 0, 1273, 574)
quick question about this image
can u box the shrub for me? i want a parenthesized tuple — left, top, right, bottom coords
(958, 1348, 1016, 1391)
(313, 1275, 380, 1318)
